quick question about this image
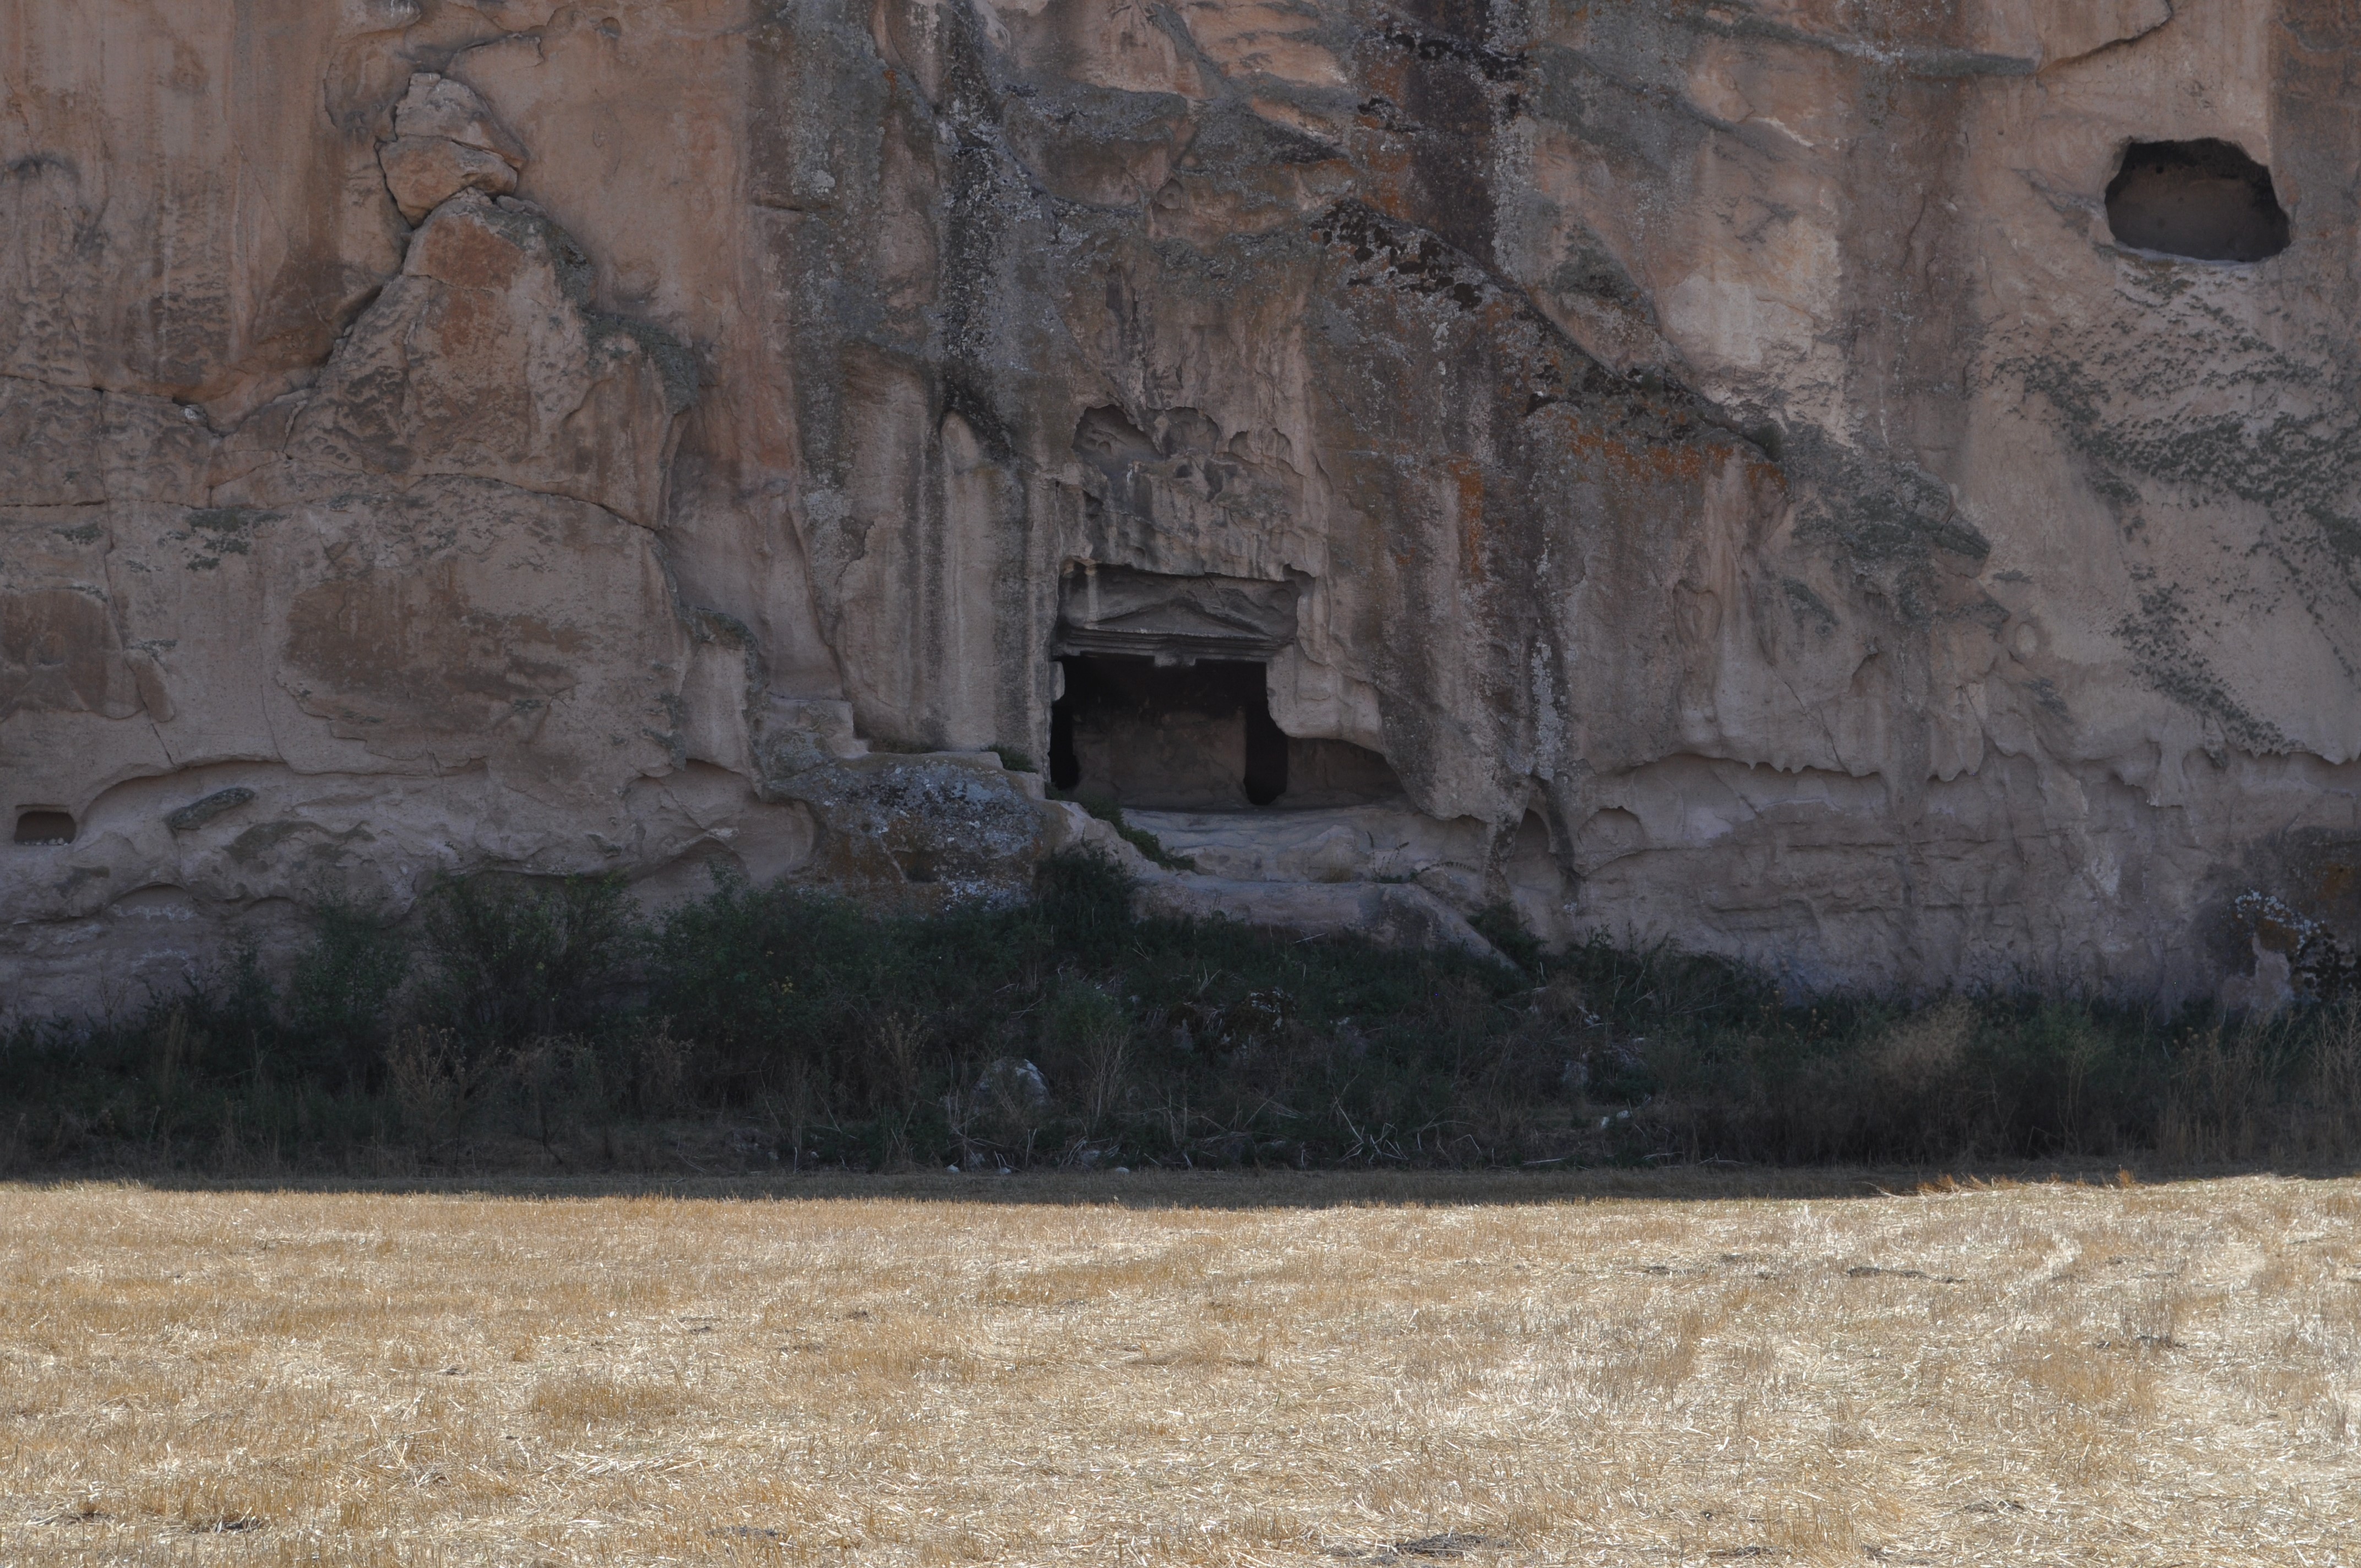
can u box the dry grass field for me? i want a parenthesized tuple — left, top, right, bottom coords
(2, 1173, 2356, 1566)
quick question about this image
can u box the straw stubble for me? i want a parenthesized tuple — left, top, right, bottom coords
(1, 1173, 2354, 1564)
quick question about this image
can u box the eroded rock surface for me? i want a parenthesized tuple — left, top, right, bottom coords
(3, 0, 2357, 1011)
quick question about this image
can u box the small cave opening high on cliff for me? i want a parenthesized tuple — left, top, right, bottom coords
(1049, 656, 1402, 811)
(13, 809, 75, 846)
(2106, 139, 2289, 263)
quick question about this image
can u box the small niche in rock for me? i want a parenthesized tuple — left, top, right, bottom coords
(1051, 656, 1288, 808)
(13, 809, 76, 846)
(2106, 139, 2289, 263)
(1281, 736, 1405, 808)
(1503, 810, 1571, 946)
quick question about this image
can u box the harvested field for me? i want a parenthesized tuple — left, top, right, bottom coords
(1, 1173, 2355, 1565)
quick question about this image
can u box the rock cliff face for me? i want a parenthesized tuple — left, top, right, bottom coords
(4, 0, 2357, 1011)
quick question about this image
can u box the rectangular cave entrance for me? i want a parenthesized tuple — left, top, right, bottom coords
(1051, 656, 1284, 807)
(12, 808, 75, 846)
(1048, 655, 1401, 810)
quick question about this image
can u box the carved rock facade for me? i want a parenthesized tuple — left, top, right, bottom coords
(3, 0, 2357, 1011)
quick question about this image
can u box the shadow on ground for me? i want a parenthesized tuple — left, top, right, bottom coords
(13, 1161, 2354, 1208)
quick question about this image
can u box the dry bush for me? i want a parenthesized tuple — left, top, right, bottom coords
(1873, 995, 1976, 1081)
(2155, 1011, 2326, 1163)
(2295, 1003, 2361, 1153)
(623, 1016, 693, 1116)
(871, 1011, 931, 1110)
(1042, 982, 1131, 1136)
(383, 1025, 465, 1138)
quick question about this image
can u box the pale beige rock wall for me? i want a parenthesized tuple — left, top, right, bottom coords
(3, 0, 2357, 1011)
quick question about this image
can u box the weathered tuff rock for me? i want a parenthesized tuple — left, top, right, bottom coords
(4, 0, 2358, 1012)
(379, 73, 527, 222)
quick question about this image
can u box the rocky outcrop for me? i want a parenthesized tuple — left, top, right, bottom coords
(3, 0, 2357, 1013)
(379, 73, 527, 222)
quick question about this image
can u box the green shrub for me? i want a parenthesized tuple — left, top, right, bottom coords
(8, 853, 2361, 1174)
(414, 872, 638, 1050)
(1031, 845, 1134, 958)
(283, 901, 409, 1090)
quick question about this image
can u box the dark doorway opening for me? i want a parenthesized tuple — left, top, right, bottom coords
(2106, 139, 2289, 263)
(1051, 656, 1287, 808)
(1049, 656, 1407, 811)
(13, 809, 75, 846)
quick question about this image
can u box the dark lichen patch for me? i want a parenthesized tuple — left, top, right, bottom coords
(644, 722, 691, 768)
(1962, 596, 2011, 635)
(1310, 202, 1739, 449)
(586, 312, 701, 414)
(164, 787, 256, 834)
(688, 607, 758, 652)
(485, 197, 597, 304)
(1318, 201, 1493, 309)
(476, 196, 698, 412)
(187, 507, 280, 535)
(2202, 830, 2361, 997)
(2115, 584, 2289, 753)
(2009, 334, 2361, 672)
(52, 864, 108, 897)
(1548, 239, 1649, 311)
(1378, 25, 1526, 84)
(1781, 576, 1838, 633)
(1686, 5, 2033, 79)
(1782, 428, 1989, 593)
(181, 507, 280, 570)
(1174, 101, 1340, 172)
(2009, 342, 2361, 555)
(684, 607, 767, 711)
(2084, 465, 2142, 514)
(2307, 503, 2361, 569)
(224, 818, 374, 869)
(2234, 890, 2358, 1000)
(1353, 94, 1421, 136)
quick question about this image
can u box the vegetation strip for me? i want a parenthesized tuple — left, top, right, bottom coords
(4, 851, 2355, 1175)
